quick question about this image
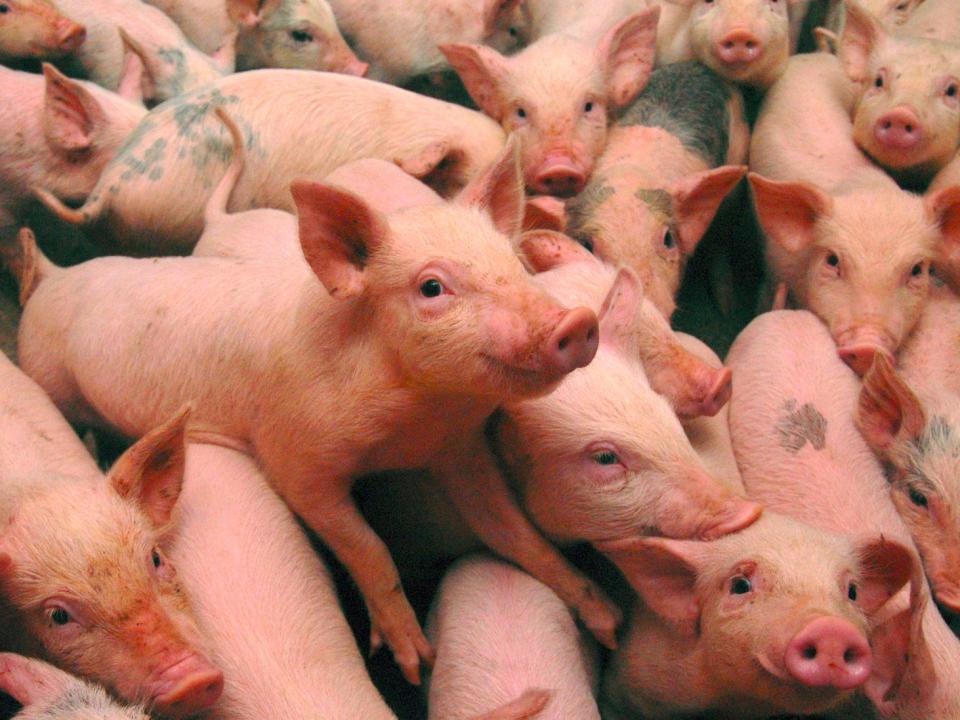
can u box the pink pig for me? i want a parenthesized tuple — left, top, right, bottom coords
(0, 346, 222, 717)
(0, 0, 84, 61)
(441, 7, 660, 196)
(16, 145, 612, 686)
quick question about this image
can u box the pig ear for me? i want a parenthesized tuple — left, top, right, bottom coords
(839, 1, 885, 83)
(925, 185, 960, 276)
(394, 140, 453, 179)
(456, 137, 525, 240)
(855, 536, 918, 615)
(0, 654, 74, 708)
(523, 195, 567, 232)
(108, 404, 191, 530)
(861, 544, 929, 714)
(598, 267, 646, 356)
(483, 0, 522, 36)
(439, 43, 511, 121)
(291, 180, 388, 299)
(226, 0, 262, 27)
(856, 353, 926, 455)
(668, 165, 746, 256)
(520, 229, 594, 272)
(596, 536, 704, 636)
(116, 32, 147, 105)
(749, 173, 832, 254)
(598, 6, 660, 110)
(42, 63, 107, 153)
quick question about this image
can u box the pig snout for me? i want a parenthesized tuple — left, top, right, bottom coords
(530, 156, 587, 198)
(783, 617, 872, 691)
(341, 57, 369, 78)
(659, 466, 763, 540)
(874, 107, 925, 152)
(676, 365, 733, 419)
(55, 19, 86, 53)
(150, 653, 224, 717)
(714, 29, 763, 67)
(544, 307, 599, 375)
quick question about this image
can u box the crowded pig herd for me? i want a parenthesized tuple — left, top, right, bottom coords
(2, 0, 960, 717)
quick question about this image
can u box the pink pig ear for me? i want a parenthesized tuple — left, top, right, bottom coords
(42, 63, 107, 153)
(456, 137, 525, 240)
(439, 42, 512, 121)
(291, 180, 389, 299)
(839, 0, 886, 83)
(855, 536, 918, 615)
(856, 353, 926, 455)
(108, 404, 191, 530)
(860, 540, 929, 714)
(483, 0, 523, 37)
(749, 173, 832, 254)
(598, 6, 660, 110)
(925, 184, 960, 283)
(226, 0, 263, 27)
(668, 165, 747, 256)
(596, 536, 704, 636)
(598, 267, 646, 357)
(0, 654, 74, 708)
(523, 195, 567, 233)
(520, 229, 594, 272)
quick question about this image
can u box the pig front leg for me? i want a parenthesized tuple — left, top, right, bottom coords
(432, 433, 622, 650)
(288, 483, 435, 685)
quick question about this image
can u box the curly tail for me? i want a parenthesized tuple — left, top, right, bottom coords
(204, 105, 246, 227)
(470, 689, 551, 720)
(3, 228, 58, 306)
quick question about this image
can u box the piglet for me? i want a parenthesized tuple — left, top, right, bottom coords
(0, 0, 84, 61)
(0, 344, 222, 717)
(0, 654, 149, 719)
(441, 7, 659, 197)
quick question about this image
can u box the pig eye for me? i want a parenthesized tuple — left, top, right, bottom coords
(592, 450, 620, 465)
(730, 576, 752, 594)
(290, 30, 313, 43)
(584, 101, 594, 113)
(826, 253, 840, 268)
(947, 84, 958, 98)
(508, 26, 519, 38)
(516, 107, 527, 120)
(911, 263, 924, 277)
(874, 74, 885, 89)
(0, 4, 8, 12)
(577, 237, 595, 253)
(419, 278, 445, 298)
(49, 607, 72, 626)
(663, 230, 676, 250)
(908, 486, 929, 507)
(848, 582, 858, 601)
(152, 548, 162, 569)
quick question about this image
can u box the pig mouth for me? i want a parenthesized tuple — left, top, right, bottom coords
(479, 352, 565, 387)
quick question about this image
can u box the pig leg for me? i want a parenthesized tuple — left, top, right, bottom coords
(291, 485, 434, 686)
(432, 434, 622, 650)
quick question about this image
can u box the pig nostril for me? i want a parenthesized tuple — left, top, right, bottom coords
(557, 336, 569, 351)
(724, 41, 734, 49)
(843, 648, 858, 664)
(586, 327, 596, 343)
(803, 645, 817, 660)
(905, 124, 914, 133)
(746, 41, 755, 48)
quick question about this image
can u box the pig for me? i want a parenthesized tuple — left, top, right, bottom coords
(899, 0, 960, 43)
(857, 343, 960, 615)
(897, 281, 960, 394)
(518, 230, 735, 420)
(35, 69, 506, 254)
(143, 0, 365, 74)
(0, 0, 84, 61)
(562, 60, 748, 319)
(600, 511, 916, 719)
(0, 63, 144, 233)
(823, 0, 926, 39)
(0, 346, 222, 717)
(325, 0, 529, 86)
(0, 654, 149, 719)
(749, 171, 960, 375)
(440, 7, 660, 196)
(837, 1, 960, 189)
(652, 0, 804, 89)
(426, 553, 600, 720)
(50, 0, 230, 104)
(727, 309, 960, 720)
(167, 443, 398, 720)
(17, 145, 619, 686)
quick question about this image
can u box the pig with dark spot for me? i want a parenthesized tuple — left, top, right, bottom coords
(17, 144, 614, 686)
(565, 61, 748, 319)
(0, 350, 222, 717)
(36, 70, 506, 254)
(0, 654, 149, 720)
(0, 0, 84, 61)
(440, 7, 660, 197)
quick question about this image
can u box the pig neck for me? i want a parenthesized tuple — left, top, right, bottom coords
(598, 126, 709, 186)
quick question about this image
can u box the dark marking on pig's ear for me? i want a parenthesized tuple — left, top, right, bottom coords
(838, 1, 886, 83)
(774, 399, 827, 453)
(42, 63, 107, 153)
(856, 353, 926, 456)
(108, 404, 191, 530)
(598, 5, 660, 111)
(291, 180, 388, 299)
(456, 137, 525, 240)
(748, 173, 831, 254)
